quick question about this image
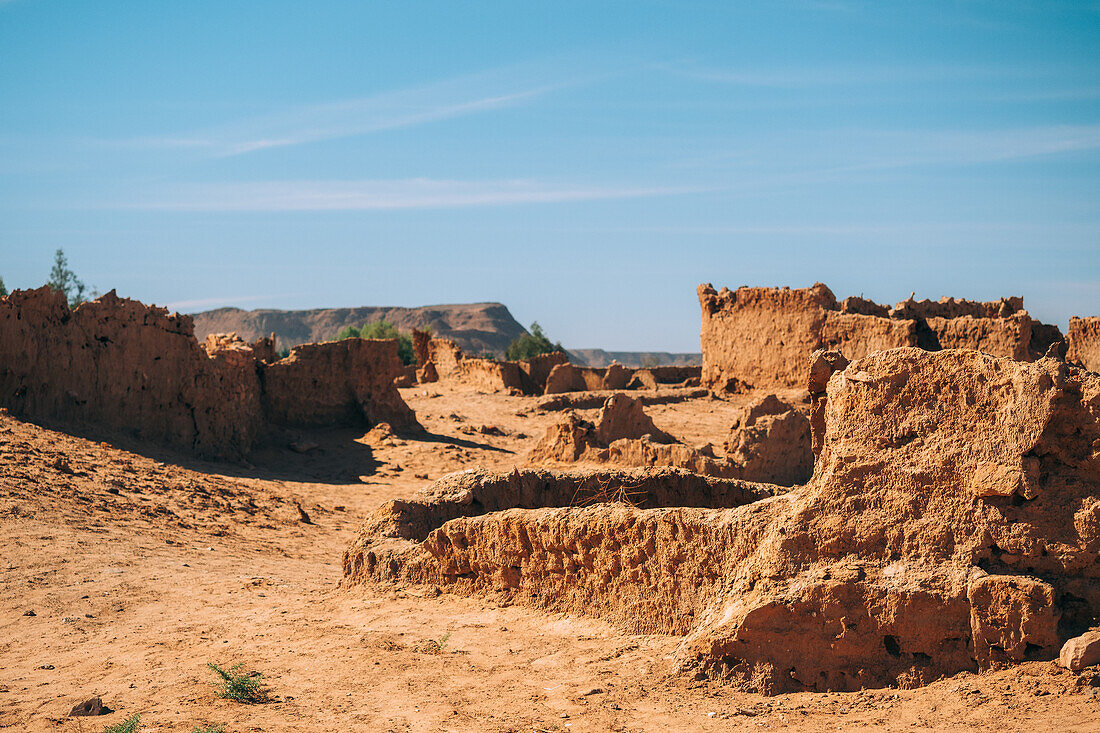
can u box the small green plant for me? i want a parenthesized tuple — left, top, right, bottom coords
(207, 662, 265, 704)
(191, 726, 226, 733)
(102, 714, 141, 733)
(414, 631, 452, 654)
(337, 319, 415, 365)
(505, 322, 565, 361)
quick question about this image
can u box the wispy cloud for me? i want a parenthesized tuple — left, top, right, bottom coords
(105, 178, 703, 212)
(112, 65, 579, 158)
(659, 60, 1021, 88)
(163, 294, 281, 311)
(673, 124, 1100, 177)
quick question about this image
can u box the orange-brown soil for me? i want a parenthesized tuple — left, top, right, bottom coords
(2, 383, 1097, 731)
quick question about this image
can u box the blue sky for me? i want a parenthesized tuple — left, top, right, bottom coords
(1, 1, 1098, 351)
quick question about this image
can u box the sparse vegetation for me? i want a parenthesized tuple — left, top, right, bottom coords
(337, 319, 415, 366)
(0, 276, 7, 297)
(207, 662, 266, 704)
(47, 248, 88, 307)
(415, 631, 452, 654)
(102, 714, 141, 733)
(190, 726, 226, 733)
(505, 322, 564, 361)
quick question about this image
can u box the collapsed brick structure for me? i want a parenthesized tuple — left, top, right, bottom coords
(345, 347, 1100, 692)
(544, 362, 701, 394)
(0, 288, 419, 459)
(529, 394, 813, 487)
(698, 283, 1063, 391)
(415, 336, 569, 395)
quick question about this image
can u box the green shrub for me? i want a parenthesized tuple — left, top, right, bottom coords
(0, 276, 7, 297)
(337, 320, 415, 366)
(505, 322, 564, 361)
(191, 726, 226, 733)
(103, 714, 141, 733)
(207, 662, 265, 704)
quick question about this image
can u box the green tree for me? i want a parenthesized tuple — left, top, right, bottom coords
(337, 319, 415, 366)
(47, 248, 87, 307)
(0, 276, 7, 297)
(505, 322, 564, 361)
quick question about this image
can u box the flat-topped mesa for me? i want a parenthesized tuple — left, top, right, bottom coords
(345, 347, 1100, 692)
(0, 287, 419, 458)
(698, 282, 1062, 391)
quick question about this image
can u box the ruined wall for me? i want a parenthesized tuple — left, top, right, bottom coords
(0, 288, 420, 457)
(699, 282, 1059, 390)
(698, 283, 838, 391)
(261, 339, 419, 430)
(1067, 317, 1100, 372)
(517, 352, 569, 393)
(455, 357, 526, 393)
(346, 348, 1100, 692)
(0, 288, 261, 458)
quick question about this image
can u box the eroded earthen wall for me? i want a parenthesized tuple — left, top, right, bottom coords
(0, 288, 261, 458)
(0, 288, 420, 457)
(1067, 316, 1100, 372)
(699, 283, 1060, 390)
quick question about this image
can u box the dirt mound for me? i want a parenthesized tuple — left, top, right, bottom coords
(698, 283, 1061, 391)
(723, 395, 812, 486)
(346, 347, 1100, 692)
(528, 395, 676, 462)
(530, 393, 811, 486)
(0, 288, 418, 458)
(545, 362, 701, 395)
(192, 301, 528, 356)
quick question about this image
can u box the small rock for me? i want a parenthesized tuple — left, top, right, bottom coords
(295, 502, 313, 525)
(69, 696, 110, 716)
(23, 610, 35, 617)
(1060, 630, 1100, 672)
(288, 440, 319, 454)
(582, 688, 604, 696)
(608, 702, 621, 710)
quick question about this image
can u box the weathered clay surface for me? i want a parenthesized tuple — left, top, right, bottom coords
(530, 392, 812, 486)
(0, 288, 420, 457)
(699, 283, 1061, 390)
(535, 387, 710, 412)
(1059, 629, 1100, 671)
(724, 395, 812, 486)
(346, 347, 1100, 692)
(527, 394, 675, 462)
(1068, 316, 1100, 373)
(0, 288, 262, 458)
(261, 339, 419, 430)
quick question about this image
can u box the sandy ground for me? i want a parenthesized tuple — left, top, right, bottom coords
(2, 383, 1098, 732)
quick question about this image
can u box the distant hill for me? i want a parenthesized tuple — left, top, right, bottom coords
(567, 349, 701, 368)
(191, 302, 528, 356)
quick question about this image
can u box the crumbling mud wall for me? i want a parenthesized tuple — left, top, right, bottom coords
(345, 347, 1100, 692)
(0, 288, 419, 458)
(529, 393, 812, 486)
(1068, 317, 1100, 373)
(699, 283, 1061, 390)
(422, 337, 568, 395)
(0, 288, 263, 458)
(545, 362, 702, 395)
(261, 338, 420, 430)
